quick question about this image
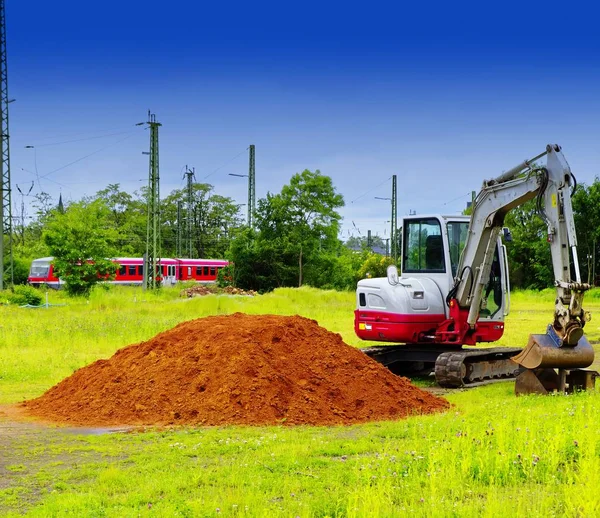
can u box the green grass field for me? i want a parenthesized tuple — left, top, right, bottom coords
(2, 286, 600, 516)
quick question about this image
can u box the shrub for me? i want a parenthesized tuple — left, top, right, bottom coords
(6, 285, 44, 306)
(357, 253, 396, 281)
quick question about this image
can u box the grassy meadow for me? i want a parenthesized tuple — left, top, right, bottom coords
(2, 285, 600, 516)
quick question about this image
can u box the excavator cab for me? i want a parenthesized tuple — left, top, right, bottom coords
(356, 214, 509, 346)
(401, 215, 510, 329)
(356, 214, 519, 386)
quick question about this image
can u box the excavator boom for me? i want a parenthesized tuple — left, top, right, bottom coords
(449, 144, 593, 392)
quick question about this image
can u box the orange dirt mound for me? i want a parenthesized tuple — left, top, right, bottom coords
(22, 313, 449, 426)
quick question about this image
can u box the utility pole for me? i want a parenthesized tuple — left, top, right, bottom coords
(0, 0, 12, 290)
(176, 200, 182, 257)
(183, 165, 195, 258)
(590, 239, 597, 286)
(391, 174, 398, 264)
(248, 144, 255, 227)
(16, 182, 33, 246)
(144, 112, 161, 290)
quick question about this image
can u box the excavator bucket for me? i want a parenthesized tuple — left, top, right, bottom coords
(512, 325, 596, 395)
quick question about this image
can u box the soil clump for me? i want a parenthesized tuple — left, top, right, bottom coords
(180, 285, 257, 298)
(23, 314, 448, 427)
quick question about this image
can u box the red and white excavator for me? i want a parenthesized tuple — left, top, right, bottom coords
(355, 144, 595, 393)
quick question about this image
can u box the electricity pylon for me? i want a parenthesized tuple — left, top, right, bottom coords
(0, 0, 12, 290)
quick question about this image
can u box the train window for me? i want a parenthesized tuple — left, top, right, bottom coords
(187, 267, 192, 276)
(196, 266, 202, 276)
(128, 265, 136, 276)
(203, 266, 209, 276)
(169, 265, 175, 276)
(210, 267, 216, 276)
(138, 265, 143, 276)
(119, 265, 126, 276)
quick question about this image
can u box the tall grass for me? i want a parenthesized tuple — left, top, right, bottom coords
(0, 285, 359, 403)
(2, 285, 600, 516)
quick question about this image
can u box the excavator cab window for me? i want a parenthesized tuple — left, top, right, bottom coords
(403, 218, 445, 273)
(447, 221, 469, 276)
(480, 246, 503, 318)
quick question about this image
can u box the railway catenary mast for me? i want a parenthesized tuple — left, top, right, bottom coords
(0, 0, 12, 290)
(391, 174, 397, 264)
(248, 144, 255, 227)
(176, 200, 183, 257)
(183, 165, 195, 257)
(144, 112, 161, 290)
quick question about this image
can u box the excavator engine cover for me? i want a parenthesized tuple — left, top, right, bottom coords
(512, 324, 596, 395)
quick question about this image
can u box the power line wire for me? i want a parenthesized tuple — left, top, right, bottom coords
(32, 129, 140, 148)
(39, 134, 138, 180)
(204, 148, 248, 180)
(26, 124, 144, 142)
(18, 166, 65, 187)
(349, 176, 392, 204)
(441, 191, 471, 207)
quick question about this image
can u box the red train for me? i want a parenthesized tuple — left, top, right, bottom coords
(27, 257, 229, 289)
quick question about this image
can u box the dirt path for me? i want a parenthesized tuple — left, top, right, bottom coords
(0, 406, 128, 515)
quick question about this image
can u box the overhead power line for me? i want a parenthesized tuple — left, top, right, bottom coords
(32, 129, 140, 148)
(441, 191, 471, 207)
(26, 124, 145, 143)
(350, 176, 392, 204)
(39, 133, 138, 180)
(204, 147, 248, 180)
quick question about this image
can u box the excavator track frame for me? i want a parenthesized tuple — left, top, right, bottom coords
(434, 347, 523, 387)
(362, 345, 523, 388)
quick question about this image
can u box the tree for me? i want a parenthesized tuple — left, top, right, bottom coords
(503, 199, 552, 289)
(255, 170, 344, 287)
(500, 179, 600, 289)
(357, 252, 396, 281)
(91, 184, 143, 255)
(345, 235, 386, 251)
(161, 183, 243, 258)
(225, 170, 348, 292)
(224, 227, 297, 292)
(43, 200, 120, 296)
(572, 179, 600, 285)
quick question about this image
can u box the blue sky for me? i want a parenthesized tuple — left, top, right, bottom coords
(7, 1, 600, 239)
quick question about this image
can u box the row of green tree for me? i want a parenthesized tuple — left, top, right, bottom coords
(503, 181, 600, 289)
(11, 170, 394, 295)
(9, 169, 600, 295)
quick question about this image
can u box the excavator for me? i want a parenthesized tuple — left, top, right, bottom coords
(355, 144, 596, 394)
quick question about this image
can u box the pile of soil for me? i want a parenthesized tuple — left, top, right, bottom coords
(222, 286, 257, 296)
(180, 284, 215, 297)
(22, 314, 449, 427)
(180, 285, 257, 298)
